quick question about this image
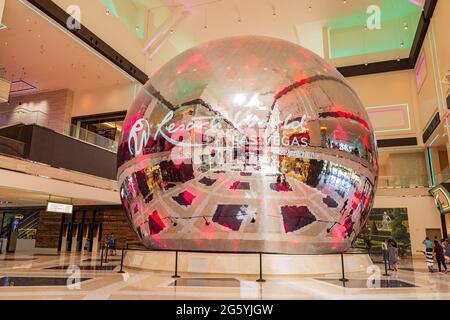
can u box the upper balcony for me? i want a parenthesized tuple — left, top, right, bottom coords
(0, 122, 117, 180)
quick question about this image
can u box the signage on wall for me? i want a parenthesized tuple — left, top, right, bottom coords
(422, 112, 440, 144)
(430, 183, 450, 214)
(46, 202, 73, 214)
(415, 51, 428, 92)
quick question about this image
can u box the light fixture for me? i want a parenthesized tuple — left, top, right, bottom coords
(400, 40, 405, 47)
(403, 22, 409, 30)
(106, 9, 110, 16)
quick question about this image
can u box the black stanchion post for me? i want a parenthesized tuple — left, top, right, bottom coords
(100, 244, 104, 267)
(339, 252, 349, 284)
(172, 250, 180, 279)
(256, 252, 266, 283)
(104, 244, 109, 263)
(382, 249, 390, 276)
(118, 248, 125, 274)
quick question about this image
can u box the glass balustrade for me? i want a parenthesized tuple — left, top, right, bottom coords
(68, 124, 118, 152)
(0, 107, 49, 128)
(377, 175, 430, 188)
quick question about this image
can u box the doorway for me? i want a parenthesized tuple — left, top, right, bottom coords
(426, 228, 443, 241)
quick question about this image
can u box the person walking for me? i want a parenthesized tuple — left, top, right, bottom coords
(382, 239, 390, 269)
(434, 240, 447, 273)
(442, 239, 449, 264)
(83, 237, 90, 254)
(365, 234, 372, 254)
(434, 236, 441, 245)
(106, 233, 116, 256)
(387, 242, 399, 272)
(442, 239, 449, 251)
(423, 237, 434, 272)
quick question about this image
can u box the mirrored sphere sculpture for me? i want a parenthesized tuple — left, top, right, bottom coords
(117, 36, 379, 254)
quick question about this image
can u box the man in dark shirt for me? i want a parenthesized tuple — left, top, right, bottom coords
(434, 240, 447, 273)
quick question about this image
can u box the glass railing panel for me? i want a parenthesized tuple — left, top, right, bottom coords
(0, 108, 49, 128)
(377, 175, 430, 188)
(67, 124, 118, 152)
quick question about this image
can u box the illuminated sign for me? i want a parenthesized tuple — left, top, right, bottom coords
(128, 111, 310, 157)
(46, 202, 73, 214)
(430, 183, 450, 214)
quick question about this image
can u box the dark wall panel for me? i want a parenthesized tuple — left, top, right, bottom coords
(0, 124, 117, 180)
(28, 126, 117, 180)
(377, 137, 418, 148)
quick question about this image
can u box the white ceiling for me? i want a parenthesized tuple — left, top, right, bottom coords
(0, 0, 134, 96)
(136, 0, 420, 69)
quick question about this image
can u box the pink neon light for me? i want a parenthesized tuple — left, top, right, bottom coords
(409, 0, 425, 8)
(416, 54, 426, 88)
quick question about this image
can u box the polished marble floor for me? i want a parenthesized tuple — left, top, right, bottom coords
(1, 251, 450, 300)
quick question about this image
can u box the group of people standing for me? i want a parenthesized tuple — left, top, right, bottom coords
(423, 237, 450, 273)
(382, 238, 400, 272)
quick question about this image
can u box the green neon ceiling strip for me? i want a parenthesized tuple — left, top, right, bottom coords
(99, 0, 145, 39)
(327, 0, 422, 59)
(327, 0, 422, 30)
(100, 0, 118, 17)
(428, 148, 436, 186)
